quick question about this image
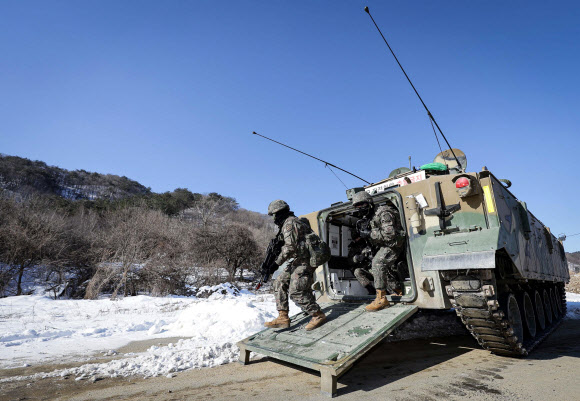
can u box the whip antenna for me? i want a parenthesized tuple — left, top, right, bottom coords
(252, 131, 371, 185)
(364, 6, 463, 171)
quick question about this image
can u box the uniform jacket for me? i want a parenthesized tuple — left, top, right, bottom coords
(369, 204, 405, 248)
(275, 215, 310, 266)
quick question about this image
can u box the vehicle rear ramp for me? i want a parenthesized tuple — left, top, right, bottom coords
(237, 303, 418, 397)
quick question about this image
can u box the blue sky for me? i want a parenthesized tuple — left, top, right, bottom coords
(1, 1, 579, 251)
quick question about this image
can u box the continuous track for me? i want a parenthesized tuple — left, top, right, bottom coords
(446, 275, 566, 357)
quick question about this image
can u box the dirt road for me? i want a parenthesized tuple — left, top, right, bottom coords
(2, 318, 579, 401)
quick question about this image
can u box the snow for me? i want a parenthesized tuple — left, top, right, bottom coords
(1, 287, 578, 383)
(0, 293, 197, 366)
(566, 292, 580, 319)
(0, 284, 300, 382)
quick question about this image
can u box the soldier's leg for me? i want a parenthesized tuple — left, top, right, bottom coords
(289, 265, 327, 330)
(274, 269, 291, 312)
(265, 270, 292, 328)
(366, 247, 398, 312)
(353, 267, 373, 287)
(289, 265, 320, 315)
(371, 246, 400, 290)
(386, 247, 406, 294)
(353, 267, 375, 295)
(371, 247, 393, 291)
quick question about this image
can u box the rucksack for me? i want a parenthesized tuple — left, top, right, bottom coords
(304, 230, 331, 268)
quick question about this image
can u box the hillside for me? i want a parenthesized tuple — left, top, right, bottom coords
(568, 251, 580, 276)
(567, 251, 580, 266)
(0, 153, 277, 299)
(0, 154, 150, 200)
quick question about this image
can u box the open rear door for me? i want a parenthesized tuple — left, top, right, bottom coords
(237, 303, 418, 397)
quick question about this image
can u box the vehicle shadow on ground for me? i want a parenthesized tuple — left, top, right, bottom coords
(525, 318, 580, 361)
(247, 315, 579, 397)
(335, 334, 477, 396)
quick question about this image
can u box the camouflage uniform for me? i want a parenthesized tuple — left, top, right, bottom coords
(353, 266, 374, 288)
(273, 215, 321, 316)
(367, 202, 405, 291)
(347, 237, 374, 288)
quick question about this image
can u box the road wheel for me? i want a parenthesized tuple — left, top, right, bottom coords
(533, 290, 546, 331)
(518, 291, 536, 339)
(502, 293, 524, 343)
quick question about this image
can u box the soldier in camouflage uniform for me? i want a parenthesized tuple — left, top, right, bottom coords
(263, 200, 327, 331)
(350, 191, 406, 311)
(347, 234, 376, 295)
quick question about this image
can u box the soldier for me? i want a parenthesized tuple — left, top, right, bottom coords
(347, 234, 376, 295)
(350, 191, 406, 311)
(263, 200, 327, 331)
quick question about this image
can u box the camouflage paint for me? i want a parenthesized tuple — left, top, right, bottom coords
(307, 168, 569, 309)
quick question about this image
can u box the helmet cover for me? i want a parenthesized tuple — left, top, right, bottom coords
(268, 199, 290, 216)
(351, 191, 373, 207)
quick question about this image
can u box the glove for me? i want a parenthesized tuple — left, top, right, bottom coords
(362, 246, 373, 258)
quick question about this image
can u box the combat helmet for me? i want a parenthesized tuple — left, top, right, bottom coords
(351, 191, 373, 207)
(268, 199, 290, 216)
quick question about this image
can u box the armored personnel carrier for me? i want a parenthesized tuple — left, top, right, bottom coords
(309, 149, 568, 355)
(239, 7, 569, 397)
(238, 150, 569, 397)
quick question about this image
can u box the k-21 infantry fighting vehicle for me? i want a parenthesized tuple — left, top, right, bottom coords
(238, 7, 569, 398)
(238, 151, 569, 396)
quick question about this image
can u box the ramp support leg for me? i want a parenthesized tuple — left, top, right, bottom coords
(238, 345, 251, 365)
(320, 368, 337, 398)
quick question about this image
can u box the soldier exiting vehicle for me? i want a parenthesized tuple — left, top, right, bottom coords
(263, 200, 328, 331)
(350, 191, 406, 312)
(347, 231, 376, 296)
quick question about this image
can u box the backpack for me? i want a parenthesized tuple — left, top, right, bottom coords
(304, 230, 331, 268)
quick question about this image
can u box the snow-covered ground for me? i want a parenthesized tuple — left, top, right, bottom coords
(1, 288, 579, 383)
(566, 292, 580, 318)
(0, 284, 300, 381)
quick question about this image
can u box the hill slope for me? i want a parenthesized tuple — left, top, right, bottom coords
(567, 251, 580, 265)
(0, 154, 150, 200)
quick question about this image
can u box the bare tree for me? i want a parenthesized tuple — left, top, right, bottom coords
(193, 223, 259, 282)
(0, 187, 273, 298)
(0, 197, 67, 296)
(184, 193, 239, 228)
(84, 206, 169, 299)
(43, 206, 108, 298)
(137, 215, 197, 296)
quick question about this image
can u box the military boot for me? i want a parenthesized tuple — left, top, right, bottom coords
(393, 287, 404, 296)
(264, 310, 290, 329)
(365, 289, 390, 312)
(305, 311, 327, 331)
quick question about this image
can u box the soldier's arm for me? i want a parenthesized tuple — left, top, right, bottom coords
(275, 220, 299, 266)
(378, 209, 397, 242)
(347, 237, 365, 266)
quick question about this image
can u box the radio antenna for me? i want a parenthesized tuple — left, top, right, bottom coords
(364, 6, 462, 171)
(252, 131, 371, 185)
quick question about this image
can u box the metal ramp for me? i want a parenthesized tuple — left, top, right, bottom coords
(237, 303, 418, 397)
